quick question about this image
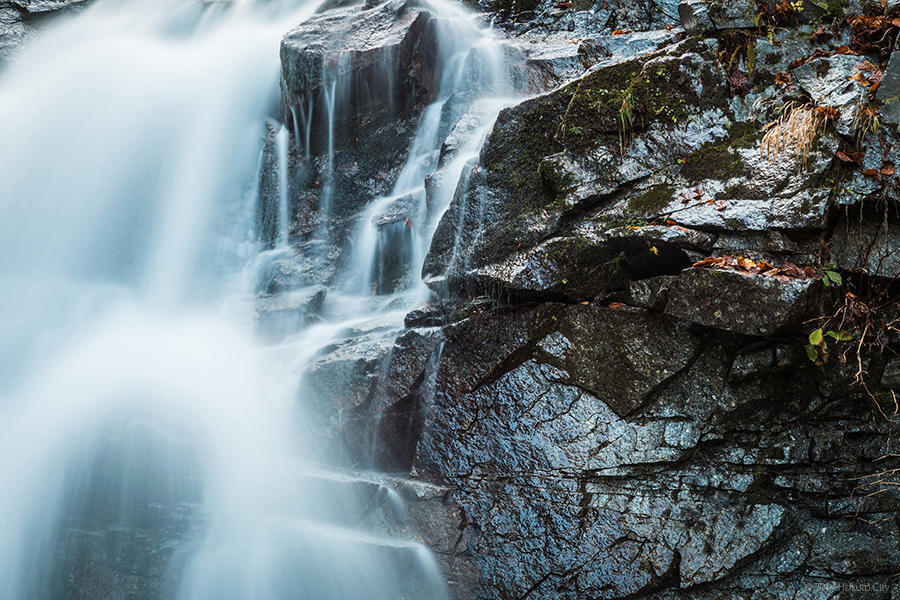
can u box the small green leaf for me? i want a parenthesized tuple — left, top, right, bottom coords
(826, 270, 842, 285)
(826, 330, 852, 341)
(806, 345, 819, 362)
(809, 328, 824, 346)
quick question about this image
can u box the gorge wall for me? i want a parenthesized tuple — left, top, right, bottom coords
(3, 0, 900, 598)
(270, 1, 900, 598)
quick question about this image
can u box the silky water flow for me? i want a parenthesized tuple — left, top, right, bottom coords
(0, 0, 518, 597)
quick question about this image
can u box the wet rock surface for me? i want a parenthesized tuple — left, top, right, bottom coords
(260, 0, 900, 598)
(280, 0, 440, 152)
(398, 3, 900, 598)
(0, 0, 87, 60)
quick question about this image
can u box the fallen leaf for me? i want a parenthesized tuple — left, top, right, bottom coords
(775, 72, 793, 87)
(608, 302, 626, 309)
(836, 150, 864, 165)
(857, 59, 878, 72)
(848, 72, 871, 86)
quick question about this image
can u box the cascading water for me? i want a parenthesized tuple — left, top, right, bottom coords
(0, 0, 518, 597)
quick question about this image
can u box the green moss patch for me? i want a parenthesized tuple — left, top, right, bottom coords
(627, 184, 676, 214)
(554, 55, 698, 153)
(680, 121, 761, 181)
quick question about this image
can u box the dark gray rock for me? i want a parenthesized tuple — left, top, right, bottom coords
(877, 41, 900, 124)
(677, 0, 756, 32)
(301, 321, 441, 468)
(627, 274, 677, 310)
(410, 302, 900, 599)
(665, 268, 821, 336)
(280, 0, 439, 153)
(10, 0, 88, 11)
(832, 215, 900, 279)
(883, 358, 900, 390)
(0, 0, 89, 60)
(793, 54, 868, 135)
(425, 39, 733, 299)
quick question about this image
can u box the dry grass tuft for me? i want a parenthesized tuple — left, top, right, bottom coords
(760, 102, 839, 169)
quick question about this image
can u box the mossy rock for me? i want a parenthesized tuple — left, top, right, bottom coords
(554, 54, 700, 154)
(680, 120, 761, 182)
(627, 184, 676, 214)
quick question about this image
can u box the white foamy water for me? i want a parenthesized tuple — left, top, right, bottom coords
(0, 0, 517, 597)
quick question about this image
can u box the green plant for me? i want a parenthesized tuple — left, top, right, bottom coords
(806, 326, 853, 362)
(821, 263, 843, 286)
(618, 89, 634, 153)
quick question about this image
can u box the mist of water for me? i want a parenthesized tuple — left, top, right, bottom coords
(0, 0, 518, 597)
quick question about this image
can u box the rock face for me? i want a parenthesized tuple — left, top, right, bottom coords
(0, 0, 87, 60)
(265, 0, 900, 598)
(396, 4, 900, 599)
(280, 0, 439, 153)
(412, 301, 900, 599)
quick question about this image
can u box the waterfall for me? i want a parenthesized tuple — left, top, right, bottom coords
(0, 0, 518, 597)
(275, 124, 291, 248)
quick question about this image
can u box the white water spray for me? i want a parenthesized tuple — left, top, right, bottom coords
(0, 0, 520, 597)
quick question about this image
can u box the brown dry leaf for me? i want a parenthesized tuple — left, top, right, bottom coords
(692, 254, 815, 280)
(737, 256, 756, 270)
(848, 72, 871, 86)
(608, 302, 626, 309)
(881, 161, 895, 175)
(836, 150, 865, 165)
(775, 72, 793, 87)
(611, 29, 632, 35)
(858, 59, 878, 72)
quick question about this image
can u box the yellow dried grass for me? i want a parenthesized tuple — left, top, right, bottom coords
(760, 102, 839, 169)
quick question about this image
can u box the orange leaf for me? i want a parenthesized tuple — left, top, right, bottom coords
(608, 302, 626, 309)
(848, 72, 871, 86)
(881, 161, 895, 175)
